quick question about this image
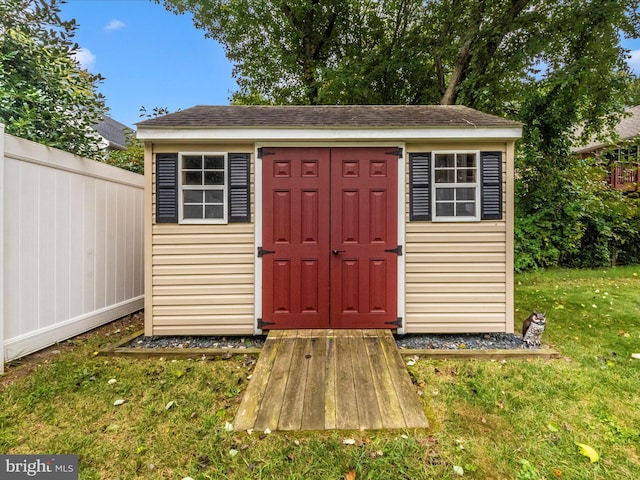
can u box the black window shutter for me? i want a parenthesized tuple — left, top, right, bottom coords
(228, 153, 251, 222)
(409, 153, 432, 221)
(481, 151, 503, 220)
(156, 153, 178, 223)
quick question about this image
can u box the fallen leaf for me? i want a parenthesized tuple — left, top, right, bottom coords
(224, 422, 234, 432)
(575, 443, 599, 463)
(113, 399, 126, 406)
(547, 422, 559, 432)
(229, 449, 238, 457)
(165, 400, 175, 410)
(553, 468, 563, 477)
(344, 469, 356, 480)
(453, 465, 464, 476)
(495, 401, 504, 409)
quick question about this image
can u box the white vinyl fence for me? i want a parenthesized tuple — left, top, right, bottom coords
(1, 124, 144, 373)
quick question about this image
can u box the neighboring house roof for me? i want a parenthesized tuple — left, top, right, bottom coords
(93, 115, 131, 151)
(136, 104, 522, 128)
(573, 105, 640, 154)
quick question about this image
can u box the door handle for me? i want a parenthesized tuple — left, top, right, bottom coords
(332, 249, 345, 255)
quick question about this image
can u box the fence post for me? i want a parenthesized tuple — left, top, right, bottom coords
(0, 124, 5, 374)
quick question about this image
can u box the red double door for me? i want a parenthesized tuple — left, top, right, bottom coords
(261, 147, 399, 329)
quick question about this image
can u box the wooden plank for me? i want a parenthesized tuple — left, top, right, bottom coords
(406, 303, 506, 313)
(348, 330, 383, 430)
(153, 274, 251, 286)
(408, 253, 506, 263)
(153, 224, 253, 235)
(324, 331, 337, 430)
(153, 264, 254, 275)
(153, 244, 254, 255)
(334, 330, 359, 430)
(407, 242, 505, 253)
(234, 334, 280, 431)
(363, 334, 407, 429)
(153, 233, 255, 245)
(406, 263, 506, 274)
(253, 336, 296, 431)
(378, 331, 429, 429)
(278, 336, 311, 430)
(406, 272, 506, 283)
(406, 293, 506, 303)
(153, 305, 254, 316)
(302, 333, 327, 430)
(398, 348, 561, 360)
(153, 254, 254, 265)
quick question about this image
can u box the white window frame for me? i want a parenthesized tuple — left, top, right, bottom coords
(432, 150, 481, 222)
(178, 152, 228, 224)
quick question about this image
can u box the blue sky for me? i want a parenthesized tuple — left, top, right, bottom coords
(60, 1, 640, 129)
(60, 0, 236, 128)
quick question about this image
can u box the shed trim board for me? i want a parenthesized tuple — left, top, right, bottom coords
(138, 105, 521, 337)
(138, 127, 522, 142)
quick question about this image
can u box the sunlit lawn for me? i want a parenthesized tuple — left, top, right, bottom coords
(1, 266, 639, 479)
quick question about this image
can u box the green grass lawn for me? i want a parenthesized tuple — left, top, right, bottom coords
(1, 266, 639, 479)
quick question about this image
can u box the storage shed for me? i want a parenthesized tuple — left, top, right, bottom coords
(136, 105, 522, 336)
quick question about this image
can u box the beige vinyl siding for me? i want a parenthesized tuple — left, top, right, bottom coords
(404, 142, 514, 333)
(145, 144, 256, 336)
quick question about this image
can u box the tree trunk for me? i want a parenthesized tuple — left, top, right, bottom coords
(440, 38, 473, 105)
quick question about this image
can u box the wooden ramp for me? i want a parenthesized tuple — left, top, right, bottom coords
(234, 329, 428, 432)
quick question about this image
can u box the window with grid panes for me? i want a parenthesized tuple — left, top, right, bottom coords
(432, 151, 480, 221)
(179, 153, 227, 223)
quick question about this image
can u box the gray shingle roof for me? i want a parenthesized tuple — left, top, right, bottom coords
(136, 105, 522, 129)
(574, 105, 640, 153)
(93, 115, 131, 150)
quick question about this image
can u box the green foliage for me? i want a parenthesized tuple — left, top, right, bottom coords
(101, 131, 144, 175)
(515, 155, 640, 271)
(0, 0, 106, 159)
(516, 459, 541, 480)
(155, 0, 640, 270)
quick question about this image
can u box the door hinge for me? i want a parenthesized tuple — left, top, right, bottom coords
(386, 147, 403, 157)
(385, 317, 403, 328)
(384, 245, 403, 256)
(257, 246, 276, 257)
(257, 318, 275, 330)
(257, 148, 275, 159)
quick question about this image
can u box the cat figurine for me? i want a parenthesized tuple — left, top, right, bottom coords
(522, 311, 546, 349)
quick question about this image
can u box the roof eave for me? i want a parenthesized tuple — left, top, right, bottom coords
(136, 126, 523, 142)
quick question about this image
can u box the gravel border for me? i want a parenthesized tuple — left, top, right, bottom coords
(125, 332, 530, 351)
